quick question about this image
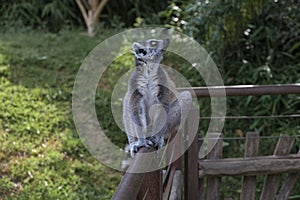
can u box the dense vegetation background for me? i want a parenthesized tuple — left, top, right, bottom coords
(0, 0, 299, 199)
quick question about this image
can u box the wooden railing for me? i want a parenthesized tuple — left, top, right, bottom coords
(112, 147, 162, 200)
(112, 84, 300, 200)
(179, 83, 300, 97)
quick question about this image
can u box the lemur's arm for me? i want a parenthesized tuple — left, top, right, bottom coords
(167, 91, 192, 131)
(149, 91, 192, 149)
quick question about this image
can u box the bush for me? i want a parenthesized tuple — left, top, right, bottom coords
(0, 0, 83, 32)
(102, 0, 168, 27)
(0, 0, 169, 32)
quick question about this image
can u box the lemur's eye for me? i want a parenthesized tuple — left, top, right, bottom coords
(138, 48, 147, 56)
(150, 41, 157, 47)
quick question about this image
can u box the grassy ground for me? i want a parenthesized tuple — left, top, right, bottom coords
(0, 30, 122, 199)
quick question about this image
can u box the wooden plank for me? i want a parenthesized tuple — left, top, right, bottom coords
(184, 109, 199, 200)
(169, 170, 183, 200)
(137, 169, 162, 200)
(166, 130, 183, 171)
(240, 132, 260, 200)
(277, 150, 300, 200)
(163, 167, 176, 200)
(164, 110, 191, 200)
(277, 173, 299, 200)
(205, 133, 222, 200)
(198, 136, 205, 200)
(260, 135, 295, 200)
(163, 128, 184, 199)
(198, 154, 300, 177)
(113, 147, 158, 200)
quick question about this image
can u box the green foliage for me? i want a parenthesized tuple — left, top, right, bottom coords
(0, 0, 168, 32)
(103, 0, 168, 27)
(160, 0, 300, 136)
(161, 0, 300, 79)
(0, 30, 121, 199)
(160, 0, 300, 198)
(0, 0, 83, 32)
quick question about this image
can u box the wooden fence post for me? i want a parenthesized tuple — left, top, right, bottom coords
(277, 149, 300, 200)
(240, 132, 260, 200)
(198, 136, 205, 200)
(260, 135, 295, 200)
(205, 133, 222, 200)
(184, 109, 199, 200)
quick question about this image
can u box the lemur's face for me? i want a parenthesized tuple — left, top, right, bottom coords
(132, 39, 169, 63)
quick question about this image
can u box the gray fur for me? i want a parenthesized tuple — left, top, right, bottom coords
(123, 39, 192, 157)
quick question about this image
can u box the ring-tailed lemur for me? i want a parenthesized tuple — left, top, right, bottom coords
(123, 38, 192, 157)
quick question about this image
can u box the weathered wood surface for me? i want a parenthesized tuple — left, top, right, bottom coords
(197, 134, 299, 200)
(184, 109, 199, 200)
(112, 147, 161, 200)
(260, 135, 295, 200)
(277, 173, 299, 200)
(240, 132, 259, 200)
(199, 154, 300, 177)
(205, 134, 222, 200)
(137, 169, 162, 200)
(277, 150, 300, 200)
(198, 136, 205, 200)
(163, 167, 176, 200)
(178, 84, 300, 97)
(163, 128, 184, 200)
(169, 170, 182, 200)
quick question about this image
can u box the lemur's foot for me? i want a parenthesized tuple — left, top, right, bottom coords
(129, 139, 153, 157)
(150, 135, 164, 150)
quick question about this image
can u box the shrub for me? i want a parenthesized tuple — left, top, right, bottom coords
(0, 0, 83, 32)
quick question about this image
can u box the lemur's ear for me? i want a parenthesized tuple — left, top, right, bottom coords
(132, 42, 147, 57)
(132, 42, 144, 52)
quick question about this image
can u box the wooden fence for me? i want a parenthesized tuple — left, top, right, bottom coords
(199, 132, 300, 200)
(112, 84, 300, 200)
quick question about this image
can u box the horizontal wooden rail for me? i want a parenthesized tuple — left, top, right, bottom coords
(199, 154, 300, 178)
(178, 84, 300, 97)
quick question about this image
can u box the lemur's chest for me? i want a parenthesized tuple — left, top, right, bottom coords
(136, 64, 160, 94)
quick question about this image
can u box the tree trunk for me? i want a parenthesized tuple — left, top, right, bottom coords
(76, 0, 109, 37)
(87, 10, 96, 37)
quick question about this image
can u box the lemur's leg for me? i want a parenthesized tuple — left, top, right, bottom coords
(127, 98, 153, 157)
(126, 120, 153, 157)
(150, 91, 192, 149)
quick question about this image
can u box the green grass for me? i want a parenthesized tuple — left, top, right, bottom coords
(0, 30, 121, 199)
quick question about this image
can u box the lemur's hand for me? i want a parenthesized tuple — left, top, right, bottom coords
(129, 139, 153, 157)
